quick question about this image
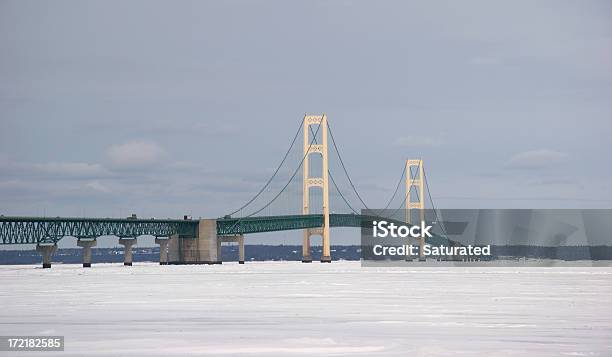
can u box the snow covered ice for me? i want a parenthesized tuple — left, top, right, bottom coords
(1, 261, 611, 356)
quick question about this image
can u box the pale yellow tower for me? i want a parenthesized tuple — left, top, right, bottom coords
(302, 114, 331, 263)
(406, 159, 425, 260)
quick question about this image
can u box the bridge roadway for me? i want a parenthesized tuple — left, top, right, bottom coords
(0, 214, 450, 245)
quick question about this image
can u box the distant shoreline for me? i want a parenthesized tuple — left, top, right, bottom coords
(1, 245, 612, 265)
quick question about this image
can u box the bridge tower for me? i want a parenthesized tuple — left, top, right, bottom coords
(302, 114, 331, 263)
(406, 159, 426, 260)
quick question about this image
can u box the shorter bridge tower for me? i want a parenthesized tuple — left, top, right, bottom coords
(302, 114, 331, 263)
(406, 159, 426, 260)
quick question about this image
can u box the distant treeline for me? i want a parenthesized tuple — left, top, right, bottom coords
(490, 245, 612, 261)
(0, 245, 362, 265)
(0, 245, 611, 265)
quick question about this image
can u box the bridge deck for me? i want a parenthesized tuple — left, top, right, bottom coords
(0, 214, 453, 246)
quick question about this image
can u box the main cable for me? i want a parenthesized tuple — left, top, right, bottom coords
(226, 115, 305, 217)
(327, 122, 371, 210)
(307, 125, 361, 214)
(233, 120, 322, 221)
(386, 162, 419, 220)
(423, 166, 450, 240)
(329, 170, 360, 214)
(382, 165, 406, 210)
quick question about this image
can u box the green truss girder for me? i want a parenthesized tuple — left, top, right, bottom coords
(216, 214, 363, 235)
(0, 217, 198, 244)
(216, 214, 453, 246)
(0, 214, 454, 246)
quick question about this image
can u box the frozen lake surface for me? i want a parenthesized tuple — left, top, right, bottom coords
(0, 261, 611, 356)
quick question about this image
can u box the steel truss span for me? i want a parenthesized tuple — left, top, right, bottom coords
(0, 217, 198, 244)
(1, 214, 453, 246)
(0, 214, 360, 244)
(216, 214, 362, 235)
(216, 214, 452, 246)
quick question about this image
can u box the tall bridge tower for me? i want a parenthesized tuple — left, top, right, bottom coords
(406, 159, 426, 260)
(302, 114, 331, 263)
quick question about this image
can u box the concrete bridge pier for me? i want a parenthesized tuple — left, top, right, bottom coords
(119, 238, 137, 266)
(155, 237, 169, 265)
(77, 239, 97, 267)
(167, 234, 180, 264)
(199, 219, 221, 264)
(238, 235, 245, 264)
(167, 220, 244, 265)
(36, 244, 57, 268)
(302, 235, 312, 263)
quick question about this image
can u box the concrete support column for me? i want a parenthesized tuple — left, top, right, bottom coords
(302, 235, 312, 263)
(238, 235, 245, 264)
(77, 239, 97, 267)
(219, 235, 244, 264)
(320, 231, 332, 262)
(167, 234, 180, 264)
(119, 238, 137, 266)
(155, 238, 169, 265)
(418, 237, 426, 262)
(216, 238, 222, 265)
(36, 244, 57, 269)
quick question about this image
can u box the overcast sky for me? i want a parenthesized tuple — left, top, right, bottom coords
(1, 1, 611, 245)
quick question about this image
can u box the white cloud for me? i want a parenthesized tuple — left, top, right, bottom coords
(507, 149, 569, 169)
(85, 180, 112, 193)
(0, 159, 109, 179)
(106, 140, 167, 169)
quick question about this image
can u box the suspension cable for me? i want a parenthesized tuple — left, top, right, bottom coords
(238, 120, 322, 218)
(226, 115, 305, 217)
(327, 122, 371, 210)
(306, 125, 362, 214)
(319, 123, 406, 214)
(222, 121, 324, 234)
(386, 162, 419, 220)
(224, 115, 437, 237)
(329, 170, 360, 214)
(423, 166, 450, 240)
(382, 165, 406, 210)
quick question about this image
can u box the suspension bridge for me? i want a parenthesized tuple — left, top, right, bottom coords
(0, 114, 453, 267)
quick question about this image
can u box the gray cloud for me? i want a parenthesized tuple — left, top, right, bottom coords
(0, 158, 111, 180)
(507, 149, 569, 170)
